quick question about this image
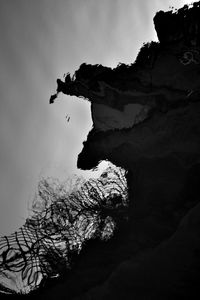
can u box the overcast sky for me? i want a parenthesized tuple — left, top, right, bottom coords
(0, 0, 196, 235)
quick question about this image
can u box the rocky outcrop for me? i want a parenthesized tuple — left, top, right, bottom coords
(47, 2, 200, 299)
(154, 2, 200, 46)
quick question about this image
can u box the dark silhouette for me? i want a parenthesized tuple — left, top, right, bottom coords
(46, 2, 200, 299)
(0, 163, 128, 295)
(1, 2, 200, 299)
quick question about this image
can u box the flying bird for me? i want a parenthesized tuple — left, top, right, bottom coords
(66, 115, 70, 122)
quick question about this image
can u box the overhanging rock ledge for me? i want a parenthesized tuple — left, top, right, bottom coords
(49, 2, 200, 298)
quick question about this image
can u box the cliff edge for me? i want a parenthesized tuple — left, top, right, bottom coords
(48, 2, 200, 299)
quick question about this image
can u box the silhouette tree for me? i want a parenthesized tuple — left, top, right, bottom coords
(0, 162, 128, 295)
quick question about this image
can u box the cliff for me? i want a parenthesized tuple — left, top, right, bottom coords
(48, 2, 200, 299)
(2, 2, 200, 299)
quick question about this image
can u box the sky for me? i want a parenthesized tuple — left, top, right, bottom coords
(0, 0, 197, 235)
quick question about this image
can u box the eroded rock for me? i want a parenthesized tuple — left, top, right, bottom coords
(48, 2, 200, 299)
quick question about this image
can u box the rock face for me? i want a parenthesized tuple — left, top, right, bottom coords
(48, 3, 200, 299)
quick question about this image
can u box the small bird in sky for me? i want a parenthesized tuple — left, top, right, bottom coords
(66, 115, 70, 122)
